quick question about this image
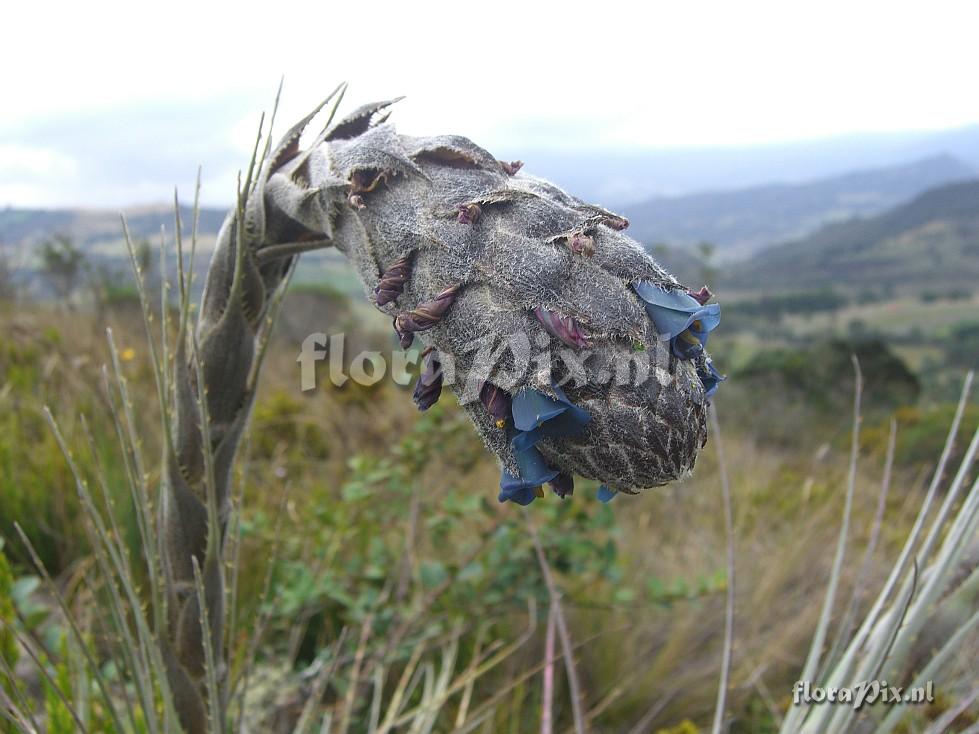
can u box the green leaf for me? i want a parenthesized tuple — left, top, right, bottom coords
(11, 576, 40, 605)
(419, 561, 448, 589)
(613, 587, 636, 603)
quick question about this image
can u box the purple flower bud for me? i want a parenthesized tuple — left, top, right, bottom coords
(549, 472, 574, 499)
(687, 286, 713, 305)
(479, 382, 511, 427)
(601, 214, 629, 231)
(392, 318, 414, 349)
(348, 194, 366, 209)
(350, 168, 388, 193)
(457, 203, 481, 225)
(374, 254, 414, 306)
(499, 160, 524, 175)
(533, 307, 591, 348)
(394, 284, 461, 335)
(568, 232, 596, 257)
(412, 350, 443, 410)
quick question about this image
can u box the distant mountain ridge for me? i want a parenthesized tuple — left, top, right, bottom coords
(622, 155, 975, 259)
(728, 179, 979, 291)
(510, 123, 979, 207)
(0, 205, 227, 258)
(4, 163, 978, 299)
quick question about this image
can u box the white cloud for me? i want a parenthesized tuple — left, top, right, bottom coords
(0, 145, 78, 180)
(3, 0, 979, 206)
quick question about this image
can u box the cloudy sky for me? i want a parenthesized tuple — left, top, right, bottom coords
(2, 0, 978, 207)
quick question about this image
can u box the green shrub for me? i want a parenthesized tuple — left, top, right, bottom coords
(736, 338, 920, 414)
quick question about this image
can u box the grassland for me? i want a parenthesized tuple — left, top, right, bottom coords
(1, 275, 976, 732)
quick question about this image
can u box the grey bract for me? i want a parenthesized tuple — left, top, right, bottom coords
(262, 99, 721, 500)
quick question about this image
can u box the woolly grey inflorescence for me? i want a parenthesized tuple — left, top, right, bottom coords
(259, 97, 723, 502)
(162, 92, 721, 734)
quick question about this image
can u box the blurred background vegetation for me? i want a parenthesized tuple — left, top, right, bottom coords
(1, 150, 978, 732)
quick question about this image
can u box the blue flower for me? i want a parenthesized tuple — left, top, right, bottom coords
(498, 444, 559, 505)
(597, 484, 617, 503)
(633, 282, 721, 339)
(497, 383, 590, 505)
(698, 360, 726, 398)
(499, 444, 559, 505)
(510, 382, 590, 453)
(499, 470, 547, 506)
(633, 282, 720, 360)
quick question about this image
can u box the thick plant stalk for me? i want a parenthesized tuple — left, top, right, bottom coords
(161, 95, 344, 732)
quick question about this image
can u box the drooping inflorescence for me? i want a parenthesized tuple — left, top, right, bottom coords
(260, 97, 723, 505)
(160, 89, 722, 734)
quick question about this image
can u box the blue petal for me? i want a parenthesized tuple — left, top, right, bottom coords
(698, 361, 726, 398)
(510, 427, 543, 453)
(498, 471, 540, 505)
(498, 465, 553, 506)
(510, 387, 590, 451)
(691, 305, 721, 335)
(633, 282, 721, 339)
(597, 485, 618, 503)
(511, 389, 568, 432)
(550, 382, 591, 426)
(687, 310, 720, 347)
(514, 444, 560, 485)
(503, 386, 588, 503)
(540, 409, 590, 440)
(633, 281, 702, 311)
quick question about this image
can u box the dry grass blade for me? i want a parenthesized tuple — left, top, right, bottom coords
(821, 417, 897, 681)
(192, 557, 224, 734)
(231, 482, 293, 731)
(529, 519, 587, 734)
(921, 685, 979, 734)
(781, 357, 863, 734)
(709, 404, 736, 734)
(809, 372, 974, 727)
(0, 678, 39, 734)
(454, 624, 487, 728)
(393, 600, 543, 733)
(293, 628, 350, 734)
(459, 620, 633, 734)
(625, 689, 679, 734)
(794, 370, 978, 734)
(12, 522, 127, 733)
(337, 609, 379, 734)
(876, 603, 979, 733)
(374, 637, 428, 734)
(542, 605, 557, 734)
(867, 560, 918, 685)
(368, 663, 385, 733)
(0, 651, 42, 732)
(0, 620, 89, 733)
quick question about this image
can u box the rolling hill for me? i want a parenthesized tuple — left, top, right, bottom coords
(0, 205, 227, 260)
(727, 179, 979, 292)
(621, 155, 974, 259)
(509, 123, 979, 208)
(5, 166, 978, 301)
